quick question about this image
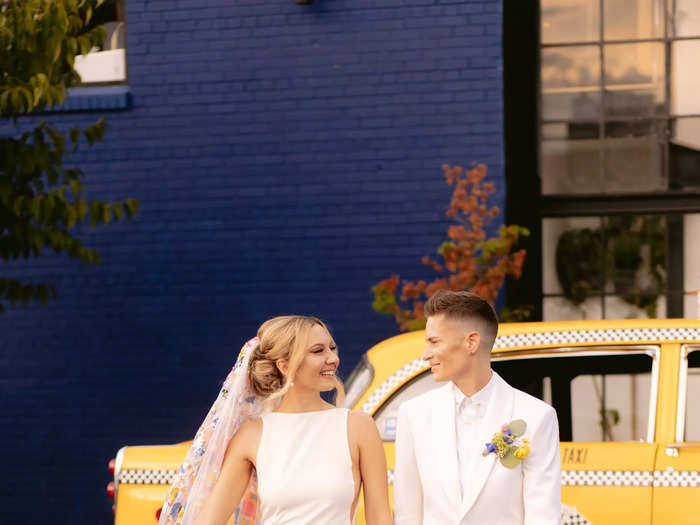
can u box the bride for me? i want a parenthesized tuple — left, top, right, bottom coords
(159, 315, 392, 525)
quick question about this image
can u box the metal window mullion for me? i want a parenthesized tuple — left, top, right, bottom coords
(599, 0, 606, 319)
(541, 113, 700, 125)
(542, 113, 700, 125)
(599, 0, 606, 195)
(541, 35, 700, 48)
(664, 0, 672, 190)
(537, 22, 543, 200)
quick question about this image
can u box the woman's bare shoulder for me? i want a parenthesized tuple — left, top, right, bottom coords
(347, 410, 380, 442)
(347, 410, 374, 428)
(227, 417, 263, 463)
(235, 417, 263, 441)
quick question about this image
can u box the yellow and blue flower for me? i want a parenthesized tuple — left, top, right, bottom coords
(482, 419, 530, 468)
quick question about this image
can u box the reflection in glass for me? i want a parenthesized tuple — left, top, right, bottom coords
(604, 295, 666, 319)
(542, 217, 604, 296)
(670, 118, 700, 189)
(541, 0, 599, 44)
(543, 215, 668, 319)
(604, 0, 664, 40)
(572, 371, 651, 441)
(541, 123, 600, 194)
(543, 296, 603, 321)
(604, 215, 667, 318)
(669, 0, 700, 37)
(541, 46, 600, 120)
(671, 40, 700, 116)
(604, 43, 665, 117)
(603, 120, 665, 192)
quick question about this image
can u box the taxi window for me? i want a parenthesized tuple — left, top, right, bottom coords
(373, 373, 446, 441)
(494, 351, 654, 442)
(684, 348, 700, 441)
(374, 347, 656, 443)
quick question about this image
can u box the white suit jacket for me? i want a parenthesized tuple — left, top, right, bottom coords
(393, 371, 561, 525)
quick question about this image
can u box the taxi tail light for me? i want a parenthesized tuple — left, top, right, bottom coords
(108, 458, 115, 476)
(107, 481, 115, 499)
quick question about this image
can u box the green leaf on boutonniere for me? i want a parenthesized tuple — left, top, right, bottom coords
(500, 447, 521, 468)
(509, 419, 526, 437)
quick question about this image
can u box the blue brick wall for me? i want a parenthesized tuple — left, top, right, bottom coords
(0, 1, 504, 523)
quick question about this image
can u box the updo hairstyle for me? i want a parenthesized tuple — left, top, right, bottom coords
(247, 315, 344, 406)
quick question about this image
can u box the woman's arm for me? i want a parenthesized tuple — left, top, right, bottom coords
(352, 411, 392, 525)
(193, 419, 261, 525)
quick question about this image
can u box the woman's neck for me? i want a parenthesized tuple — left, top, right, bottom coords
(275, 386, 333, 413)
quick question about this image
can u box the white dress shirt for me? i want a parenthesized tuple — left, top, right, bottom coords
(453, 371, 496, 500)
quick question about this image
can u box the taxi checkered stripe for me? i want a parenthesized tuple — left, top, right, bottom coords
(653, 469, 700, 487)
(118, 468, 177, 484)
(116, 467, 700, 486)
(361, 357, 428, 414)
(561, 503, 591, 525)
(562, 470, 654, 487)
(493, 327, 700, 349)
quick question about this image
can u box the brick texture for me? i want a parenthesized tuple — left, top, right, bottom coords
(0, 1, 504, 523)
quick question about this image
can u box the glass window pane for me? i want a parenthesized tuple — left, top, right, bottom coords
(541, 123, 601, 194)
(684, 215, 700, 308)
(603, 120, 666, 192)
(604, 0, 664, 40)
(684, 293, 699, 318)
(75, 0, 126, 84)
(685, 350, 700, 441)
(604, 215, 667, 315)
(543, 216, 668, 318)
(605, 295, 667, 318)
(544, 296, 603, 321)
(494, 352, 654, 442)
(671, 40, 700, 116)
(541, 0, 600, 44)
(572, 371, 651, 441)
(542, 217, 604, 296)
(669, 0, 700, 37)
(542, 46, 601, 120)
(670, 119, 700, 189)
(604, 43, 665, 118)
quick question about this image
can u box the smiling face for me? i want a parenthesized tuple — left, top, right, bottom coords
(422, 313, 481, 383)
(290, 323, 340, 393)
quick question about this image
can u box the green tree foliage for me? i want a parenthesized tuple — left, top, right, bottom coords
(0, 0, 139, 311)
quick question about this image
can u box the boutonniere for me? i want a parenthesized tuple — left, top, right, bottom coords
(482, 419, 530, 468)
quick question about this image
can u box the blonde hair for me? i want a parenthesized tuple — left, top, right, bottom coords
(248, 315, 345, 407)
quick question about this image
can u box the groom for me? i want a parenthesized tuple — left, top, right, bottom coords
(393, 290, 561, 525)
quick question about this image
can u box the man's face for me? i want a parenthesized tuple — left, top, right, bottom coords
(422, 313, 477, 382)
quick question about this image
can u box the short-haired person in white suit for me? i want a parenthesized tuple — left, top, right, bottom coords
(393, 290, 561, 525)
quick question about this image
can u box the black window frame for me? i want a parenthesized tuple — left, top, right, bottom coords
(503, 0, 700, 320)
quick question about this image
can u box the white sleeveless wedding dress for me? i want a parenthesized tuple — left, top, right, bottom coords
(255, 407, 356, 525)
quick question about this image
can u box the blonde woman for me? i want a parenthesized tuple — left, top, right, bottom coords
(159, 316, 392, 525)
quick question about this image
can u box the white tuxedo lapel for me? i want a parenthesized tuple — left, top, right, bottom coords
(458, 372, 515, 519)
(430, 383, 462, 515)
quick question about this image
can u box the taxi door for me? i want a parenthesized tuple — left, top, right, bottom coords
(653, 344, 700, 525)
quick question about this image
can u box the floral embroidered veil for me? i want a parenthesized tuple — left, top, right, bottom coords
(158, 337, 265, 525)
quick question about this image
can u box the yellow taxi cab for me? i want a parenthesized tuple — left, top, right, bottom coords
(110, 319, 700, 524)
